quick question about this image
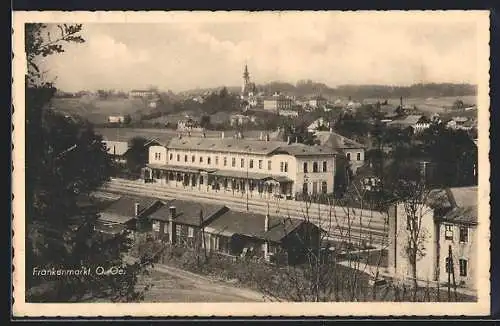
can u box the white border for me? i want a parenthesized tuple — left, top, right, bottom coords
(12, 10, 491, 317)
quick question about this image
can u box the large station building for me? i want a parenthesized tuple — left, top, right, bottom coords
(143, 133, 337, 199)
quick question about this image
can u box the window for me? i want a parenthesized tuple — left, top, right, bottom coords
(445, 257, 453, 274)
(258, 160, 263, 169)
(459, 227, 468, 243)
(445, 224, 453, 240)
(232, 157, 236, 167)
(280, 162, 284, 172)
(215, 156, 219, 165)
(191, 155, 195, 162)
(284, 162, 288, 173)
(223, 157, 227, 166)
(249, 160, 254, 169)
(155, 152, 161, 160)
(357, 152, 361, 161)
(184, 155, 188, 162)
(268, 160, 272, 170)
(346, 153, 351, 161)
(188, 227, 194, 238)
(323, 161, 327, 172)
(321, 181, 328, 194)
(207, 157, 211, 165)
(459, 259, 468, 277)
(241, 158, 245, 168)
(312, 182, 318, 195)
(200, 176, 204, 185)
(199, 156, 203, 163)
(303, 162, 308, 173)
(302, 182, 308, 195)
(313, 162, 319, 173)
(176, 154, 180, 162)
(169, 153, 173, 160)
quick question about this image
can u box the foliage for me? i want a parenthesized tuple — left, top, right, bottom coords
(25, 23, 152, 302)
(125, 136, 149, 174)
(281, 121, 320, 146)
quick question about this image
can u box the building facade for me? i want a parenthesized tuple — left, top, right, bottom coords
(263, 93, 294, 113)
(387, 186, 478, 291)
(144, 134, 337, 199)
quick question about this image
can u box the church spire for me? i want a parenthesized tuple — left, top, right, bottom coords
(242, 64, 251, 95)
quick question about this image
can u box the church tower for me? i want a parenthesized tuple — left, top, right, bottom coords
(242, 64, 251, 95)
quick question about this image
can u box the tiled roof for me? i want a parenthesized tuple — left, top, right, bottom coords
(166, 199, 228, 226)
(101, 196, 163, 219)
(205, 210, 304, 243)
(430, 186, 478, 225)
(315, 131, 365, 149)
(274, 143, 337, 156)
(387, 115, 424, 126)
(167, 137, 287, 155)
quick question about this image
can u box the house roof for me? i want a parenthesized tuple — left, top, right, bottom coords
(167, 137, 286, 155)
(387, 115, 424, 127)
(274, 143, 337, 156)
(314, 131, 365, 150)
(103, 140, 129, 156)
(101, 196, 163, 219)
(154, 199, 228, 226)
(98, 212, 136, 224)
(430, 186, 478, 225)
(204, 210, 305, 243)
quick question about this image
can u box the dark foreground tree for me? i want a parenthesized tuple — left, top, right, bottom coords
(25, 23, 153, 302)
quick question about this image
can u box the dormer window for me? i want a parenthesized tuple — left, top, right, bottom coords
(445, 224, 454, 240)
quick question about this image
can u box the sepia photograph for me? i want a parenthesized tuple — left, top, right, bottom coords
(12, 10, 491, 317)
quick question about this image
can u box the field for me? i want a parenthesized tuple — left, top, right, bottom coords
(364, 95, 477, 114)
(50, 96, 148, 124)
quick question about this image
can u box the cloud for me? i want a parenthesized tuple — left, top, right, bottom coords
(41, 12, 482, 92)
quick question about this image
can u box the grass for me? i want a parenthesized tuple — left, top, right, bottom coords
(51, 97, 148, 123)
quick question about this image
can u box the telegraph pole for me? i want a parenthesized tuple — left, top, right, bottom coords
(246, 154, 249, 211)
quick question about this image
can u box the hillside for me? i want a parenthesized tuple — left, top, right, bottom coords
(50, 96, 153, 124)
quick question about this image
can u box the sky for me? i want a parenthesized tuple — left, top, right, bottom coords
(37, 12, 482, 93)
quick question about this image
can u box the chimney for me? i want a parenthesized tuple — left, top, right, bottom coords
(134, 203, 140, 217)
(265, 133, 270, 142)
(400, 96, 403, 108)
(202, 132, 206, 138)
(295, 136, 298, 143)
(259, 132, 263, 140)
(287, 136, 291, 144)
(329, 127, 333, 133)
(221, 131, 225, 139)
(264, 214, 269, 232)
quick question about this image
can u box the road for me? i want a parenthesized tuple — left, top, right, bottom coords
(137, 263, 268, 302)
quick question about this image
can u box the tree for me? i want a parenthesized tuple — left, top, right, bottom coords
(281, 121, 319, 146)
(24, 23, 153, 302)
(125, 137, 149, 175)
(200, 115, 211, 129)
(123, 114, 132, 125)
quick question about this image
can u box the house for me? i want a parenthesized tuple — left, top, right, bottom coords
(387, 186, 478, 291)
(230, 114, 253, 127)
(129, 89, 158, 99)
(147, 199, 228, 248)
(314, 130, 366, 174)
(95, 196, 165, 235)
(107, 116, 125, 124)
(263, 93, 294, 113)
(387, 115, 430, 133)
(309, 95, 327, 109)
(145, 133, 337, 200)
(177, 116, 204, 132)
(204, 210, 324, 265)
(446, 117, 475, 131)
(103, 140, 129, 165)
(307, 117, 330, 133)
(278, 109, 299, 117)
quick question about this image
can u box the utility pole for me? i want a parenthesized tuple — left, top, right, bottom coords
(447, 244, 452, 301)
(246, 154, 249, 211)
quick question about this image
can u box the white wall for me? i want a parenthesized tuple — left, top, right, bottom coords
(294, 156, 335, 195)
(149, 145, 168, 165)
